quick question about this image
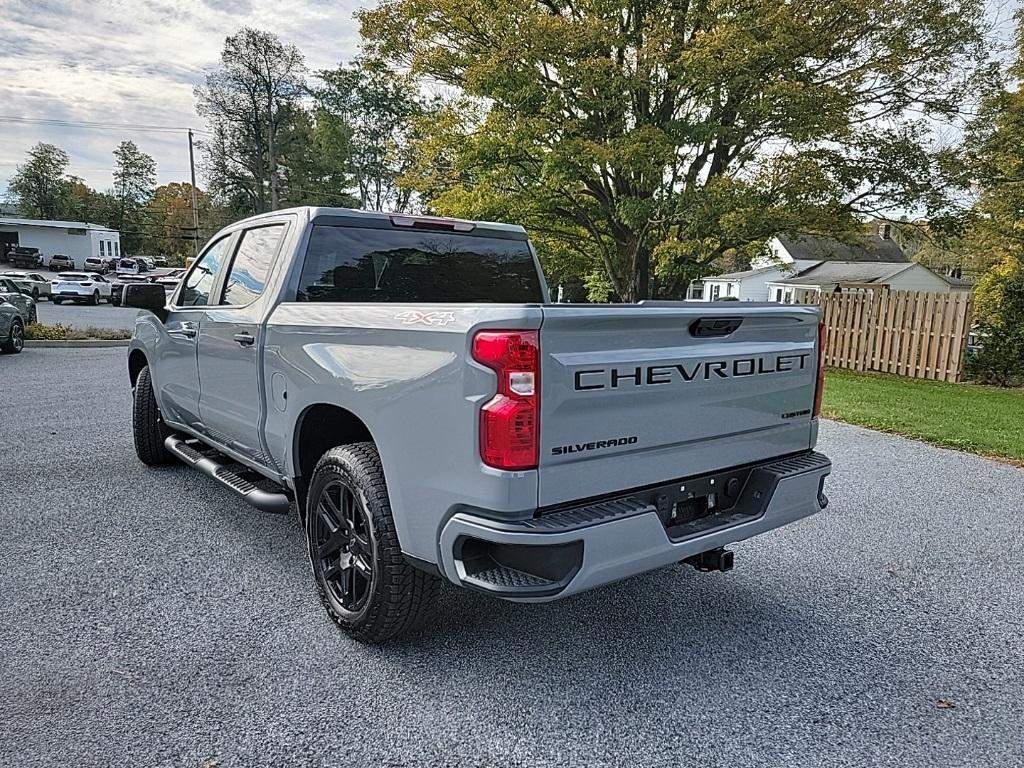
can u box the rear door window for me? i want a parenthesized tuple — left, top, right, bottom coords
(296, 225, 543, 303)
(177, 236, 232, 307)
(220, 225, 285, 306)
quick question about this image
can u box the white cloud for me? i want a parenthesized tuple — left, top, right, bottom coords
(0, 0, 370, 204)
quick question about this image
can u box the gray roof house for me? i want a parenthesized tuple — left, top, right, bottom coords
(691, 226, 965, 303)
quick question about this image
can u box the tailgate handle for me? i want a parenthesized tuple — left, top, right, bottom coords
(690, 317, 743, 337)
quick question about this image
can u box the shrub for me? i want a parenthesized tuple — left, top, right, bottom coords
(24, 323, 131, 341)
(967, 256, 1024, 386)
(24, 323, 73, 340)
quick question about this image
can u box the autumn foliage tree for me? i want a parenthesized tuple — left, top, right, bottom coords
(361, 0, 987, 300)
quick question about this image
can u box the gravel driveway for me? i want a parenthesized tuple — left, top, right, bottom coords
(2, 348, 1021, 768)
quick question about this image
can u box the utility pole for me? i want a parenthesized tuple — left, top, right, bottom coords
(188, 129, 200, 256)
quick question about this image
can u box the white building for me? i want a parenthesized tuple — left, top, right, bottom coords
(697, 261, 820, 302)
(0, 217, 121, 265)
(690, 228, 964, 302)
(765, 261, 971, 304)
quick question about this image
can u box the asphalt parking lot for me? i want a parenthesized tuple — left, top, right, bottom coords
(36, 299, 140, 331)
(2, 348, 1022, 768)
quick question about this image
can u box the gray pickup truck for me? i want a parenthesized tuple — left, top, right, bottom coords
(124, 207, 831, 643)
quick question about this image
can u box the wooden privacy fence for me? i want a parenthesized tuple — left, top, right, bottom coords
(816, 289, 973, 382)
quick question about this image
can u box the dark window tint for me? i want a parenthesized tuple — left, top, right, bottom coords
(178, 236, 232, 307)
(296, 226, 544, 303)
(221, 225, 284, 306)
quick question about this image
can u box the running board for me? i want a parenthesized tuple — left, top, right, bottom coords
(164, 436, 292, 514)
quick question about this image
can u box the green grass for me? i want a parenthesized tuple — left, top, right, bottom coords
(822, 369, 1024, 463)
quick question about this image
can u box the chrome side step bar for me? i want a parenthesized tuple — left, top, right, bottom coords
(164, 435, 292, 514)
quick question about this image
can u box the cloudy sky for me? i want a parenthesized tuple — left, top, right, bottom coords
(0, 0, 370, 199)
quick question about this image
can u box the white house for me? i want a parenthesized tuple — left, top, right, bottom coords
(752, 230, 908, 269)
(0, 217, 121, 265)
(695, 261, 820, 302)
(765, 261, 971, 304)
(690, 227, 962, 302)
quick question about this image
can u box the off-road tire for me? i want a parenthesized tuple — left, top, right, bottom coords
(306, 443, 441, 644)
(132, 365, 174, 465)
(1, 318, 23, 354)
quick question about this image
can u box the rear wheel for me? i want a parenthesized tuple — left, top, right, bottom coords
(132, 365, 174, 466)
(31, 287, 38, 300)
(28, 305, 37, 325)
(306, 443, 440, 644)
(1, 318, 24, 354)
(52, 297, 62, 305)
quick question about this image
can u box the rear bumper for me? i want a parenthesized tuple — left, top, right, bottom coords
(438, 451, 831, 601)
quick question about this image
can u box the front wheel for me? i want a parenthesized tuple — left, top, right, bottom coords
(89, 290, 99, 306)
(31, 287, 39, 300)
(1, 318, 24, 354)
(28, 305, 37, 325)
(52, 297, 62, 305)
(132, 365, 174, 465)
(306, 443, 440, 644)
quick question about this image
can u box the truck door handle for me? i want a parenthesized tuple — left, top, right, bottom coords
(233, 332, 255, 347)
(168, 326, 197, 339)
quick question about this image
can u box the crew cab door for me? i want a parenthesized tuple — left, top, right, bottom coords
(155, 233, 235, 427)
(197, 222, 288, 464)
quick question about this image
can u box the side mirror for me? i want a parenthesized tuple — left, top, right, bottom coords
(123, 283, 168, 322)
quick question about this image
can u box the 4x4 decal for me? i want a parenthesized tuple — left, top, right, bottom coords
(395, 310, 457, 327)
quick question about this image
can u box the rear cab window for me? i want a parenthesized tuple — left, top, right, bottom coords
(295, 225, 544, 303)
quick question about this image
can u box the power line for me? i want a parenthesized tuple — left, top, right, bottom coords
(0, 116, 209, 135)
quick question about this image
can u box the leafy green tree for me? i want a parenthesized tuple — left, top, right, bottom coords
(112, 140, 157, 252)
(314, 58, 430, 212)
(361, 0, 987, 301)
(139, 182, 229, 264)
(967, 255, 1024, 385)
(275, 108, 361, 209)
(195, 27, 307, 213)
(9, 143, 71, 219)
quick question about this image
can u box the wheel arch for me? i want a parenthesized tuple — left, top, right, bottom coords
(292, 403, 374, 519)
(128, 348, 148, 387)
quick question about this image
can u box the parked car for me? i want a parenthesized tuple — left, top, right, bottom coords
(111, 275, 151, 306)
(9, 246, 43, 269)
(50, 272, 114, 305)
(123, 206, 831, 643)
(0, 276, 37, 324)
(116, 257, 150, 276)
(83, 257, 108, 274)
(0, 300, 25, 354)
(2, 271, 51, 301)
(150, 268, 186, 288)
(48, 254, 75, 272)
(153, 256, 168, 267)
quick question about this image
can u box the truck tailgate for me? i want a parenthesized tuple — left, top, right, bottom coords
(537, 303, 820, 507)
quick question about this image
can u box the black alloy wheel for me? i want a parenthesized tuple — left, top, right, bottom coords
(312, 480, 375, 615)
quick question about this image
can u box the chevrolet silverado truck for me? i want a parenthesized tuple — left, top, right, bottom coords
(123, 207, 831, 643)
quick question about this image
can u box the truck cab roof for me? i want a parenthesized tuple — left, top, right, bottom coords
(235, 206, 529, 240)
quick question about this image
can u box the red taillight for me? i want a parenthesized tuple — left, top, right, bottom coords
(472, 330, 540, 471)
(813, 320, 826, 417)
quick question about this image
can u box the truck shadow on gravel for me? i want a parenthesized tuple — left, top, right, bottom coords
(359, 568, 887, 713)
